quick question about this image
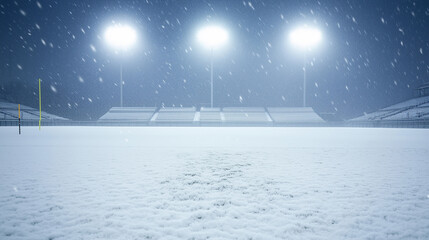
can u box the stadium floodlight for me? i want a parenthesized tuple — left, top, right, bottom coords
(105, 24, 137, 51)
(289, 27, 322, 50)
(289, 26, 322, 107)
(104, 23, 137, 107)
(197, 26, 229, 108)
(197, 26, 229, 49)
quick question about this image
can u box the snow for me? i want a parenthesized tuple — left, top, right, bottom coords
(0, 101, 67, 120)
(353, 96, 429, 121)
(383, 96, 429, 110)
(99, 107, 157, 121)
(385, 107, 429, 120)
(0, 127, 429, 239)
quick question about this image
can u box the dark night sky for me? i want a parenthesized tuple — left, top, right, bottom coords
(0, 0, 428, 120)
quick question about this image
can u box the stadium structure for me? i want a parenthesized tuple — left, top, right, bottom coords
(96, 106, 325, 126)
(0, 99, 326, 126)
(0, 100, 68, 126)
(1, 84, 429, 128)
(348, 83, 429, 128)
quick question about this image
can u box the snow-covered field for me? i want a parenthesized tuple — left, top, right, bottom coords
(1, 127, 428, 239)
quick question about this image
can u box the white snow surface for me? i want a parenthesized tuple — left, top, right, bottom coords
(0, 127, 429, 239)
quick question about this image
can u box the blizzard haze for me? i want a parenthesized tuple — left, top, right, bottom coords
(0, 1, 428, 120)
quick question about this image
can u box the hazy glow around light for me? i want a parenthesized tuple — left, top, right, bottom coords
(105, 24, 137, 50)
(289, 27, 322, 49)
(197, 26, 229, 49)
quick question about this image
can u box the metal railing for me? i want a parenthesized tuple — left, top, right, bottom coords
(1, 119, 429, 128)
(346, 120, 429, 129)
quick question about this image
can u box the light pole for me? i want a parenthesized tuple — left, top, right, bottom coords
(120, 63, 123, 107)
(104, 23, 137, 107)
(289, 27, 322, 107)
(197, 26, 228, 108)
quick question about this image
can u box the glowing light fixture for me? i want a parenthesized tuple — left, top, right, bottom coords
(105, 24, 137, 51)
(197, 26, 229, 49)
(289, 27, 322, 49)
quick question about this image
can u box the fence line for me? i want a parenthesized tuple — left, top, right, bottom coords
(1, 119, 429, 128)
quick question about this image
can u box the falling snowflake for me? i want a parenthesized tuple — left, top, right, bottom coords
(248, 1, 255, 10)
(90, 44, 96, 52)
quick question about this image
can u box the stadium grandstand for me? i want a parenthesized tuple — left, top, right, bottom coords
(98, 107, 156, 126)
(351, 96, 429, 121)
(97, 106, 324, 126)
(0, 100, 68, 126)
(349, 84, 429, 128)
(3, 91, 429, 128)
(153, 107, 197, 125)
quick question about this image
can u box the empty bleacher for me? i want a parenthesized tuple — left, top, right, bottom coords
(267, 107, 324, 124)
(1, 101, 337, 127)
(154, 107, 196, 124)
(222, 107, 271, 124)
(96, 106, 326, 126)
(0, 102, 19, 120)
(199, 107, 222, 124)
(352, 96, 429, 121)
(0, 101, 67, 121)
(98, 107, 156, 123)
